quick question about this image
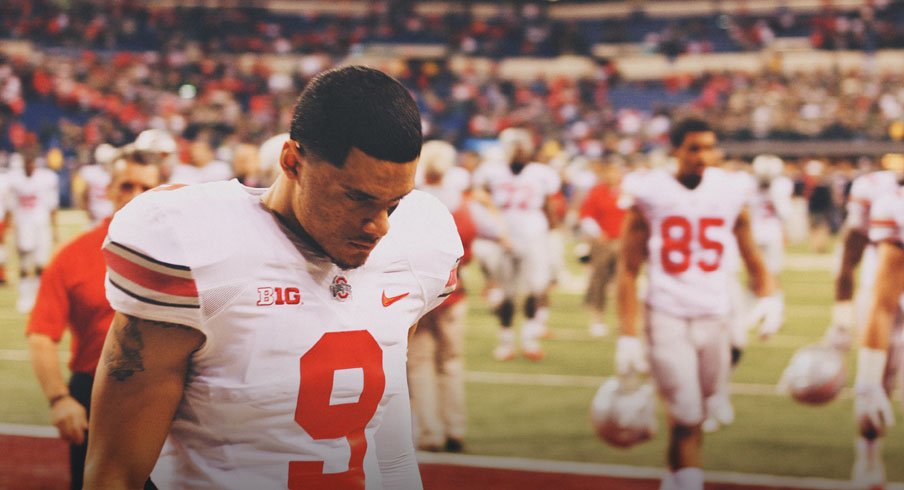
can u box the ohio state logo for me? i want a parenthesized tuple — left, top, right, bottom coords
(330, 275, 352, 301)
(257, 287, 302, 306)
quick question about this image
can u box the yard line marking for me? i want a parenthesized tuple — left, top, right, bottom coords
(0, 423, 57, 438)
(465, 370, 852, 398)
(416, 452, 903, 490)
(0, 349, 68, 362)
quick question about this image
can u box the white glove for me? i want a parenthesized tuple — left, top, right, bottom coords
(616, 336, 649, 377)
(822, 301, 855, 352)
(748, 293, 784, 339)
(856, 384, 895, 437)
(855, 347, 895, 437)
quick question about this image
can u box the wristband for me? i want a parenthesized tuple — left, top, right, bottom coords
(855, 347, 888, 387)
(48, 393, 70, 408)
(831, 301, 854, 327)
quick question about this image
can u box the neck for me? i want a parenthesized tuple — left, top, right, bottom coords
(260, 176, 328, 257)
(676, 172, 703, 190)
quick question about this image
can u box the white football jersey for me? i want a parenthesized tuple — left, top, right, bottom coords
(169, 160, 234, 185)
(847, 171, 901, 294)
(847, 170, 900, 234)
(750, 175, 793, 245)
(9, 168, 59, 225)
(103, 181, 462, 489)
(473, 162, 560, 245)
(869, 187, 904, 247)
(623, 167, 755, 318)
(0, 170, 11, 217)
(78, 164, 113, 222)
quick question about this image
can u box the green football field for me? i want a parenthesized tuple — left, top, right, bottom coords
(1, 212, 902, 483)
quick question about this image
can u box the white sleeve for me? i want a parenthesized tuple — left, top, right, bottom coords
(869, 194, 904, 246)
(375, 382, 422, 490)
(46, 172, 60, 210)
(467, 200, 505, 240)
(770, 177, 794, 221)
(846, 177, 872, 233)
(103, 192, 202, 329)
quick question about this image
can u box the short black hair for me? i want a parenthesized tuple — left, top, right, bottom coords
(290, 66, 422, 167)
(669, 117, 713, 148)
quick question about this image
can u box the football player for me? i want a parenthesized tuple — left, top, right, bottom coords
(9, 146, 59, 313)
(704, 154, 793, 433)
(408, 140, 507, 453)
(472, 128, 560, 361)
(615, 118, 780, 490)
(831, 154, 904, 489)
(85, 66, 463, 489)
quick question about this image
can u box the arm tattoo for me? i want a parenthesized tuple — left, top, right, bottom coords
(105, 316, 195, 382)
(105, 316, 145, 381)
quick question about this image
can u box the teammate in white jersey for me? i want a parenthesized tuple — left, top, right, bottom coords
(615, 118, 779, 490)
(473, 128, 560, 361)
(749, 154, 793, 279)
(0, 165, 12, 284)
(851, 186, 904, 490)
(9, 148, 59, 313)
(826, 154, 904, 489)
(76, 162, 112, 225)
(85, 66, 463, 490)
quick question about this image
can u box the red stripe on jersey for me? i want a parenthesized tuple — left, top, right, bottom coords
(871, 219, 898, 228)
(103, 248, 198, 298)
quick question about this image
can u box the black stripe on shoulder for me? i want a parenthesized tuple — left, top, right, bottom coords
(110, 278, 200, 309)
(108, 240, 192, 272)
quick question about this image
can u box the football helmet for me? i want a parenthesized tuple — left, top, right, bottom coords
(419, 140, 456, 180)
(751, 154, 784, 183)
(779, 344, 847, 405)
(258, 133, 290, 186)
(590, 375, 657, 448)
(498, 128, 534, 163)
(134, 129, 177, 154)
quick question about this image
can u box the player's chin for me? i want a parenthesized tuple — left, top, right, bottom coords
(336, 244, 375, 269)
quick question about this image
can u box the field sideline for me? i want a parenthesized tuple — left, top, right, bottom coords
(1, 210, 903, 487)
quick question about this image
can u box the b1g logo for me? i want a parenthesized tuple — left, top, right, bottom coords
(257, 287, 302, 306)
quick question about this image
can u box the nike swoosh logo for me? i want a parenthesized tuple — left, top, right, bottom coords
(382, 291, 410, 307)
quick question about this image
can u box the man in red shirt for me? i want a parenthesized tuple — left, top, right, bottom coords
(578, 158, 627, 337)
(26, 154, 161, 490)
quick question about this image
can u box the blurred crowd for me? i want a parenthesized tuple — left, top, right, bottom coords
(2, 49, 904, 169)
(0, 0, 901, 235)
(3, 0, 904, 60)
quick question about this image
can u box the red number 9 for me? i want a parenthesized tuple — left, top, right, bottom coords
(289, 330, 386, 490)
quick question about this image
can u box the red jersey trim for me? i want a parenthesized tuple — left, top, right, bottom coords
(103, 240, 199, 308)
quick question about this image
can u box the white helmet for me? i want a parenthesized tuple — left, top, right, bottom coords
(751, 154, 784, 181)
(779, 344, 847, 405)
(419, 140, 457, 180)
(94, 143, 120, 166)
(590, 376, 657, 448)
(134, 129, 177, 154)
(498, 128, 534, 163)
(258, 133, 290, 186)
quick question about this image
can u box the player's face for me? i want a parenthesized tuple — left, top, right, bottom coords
(294, 145, 416, 269)
(673, 131, 719, 177)
(107, 161, 162, 213)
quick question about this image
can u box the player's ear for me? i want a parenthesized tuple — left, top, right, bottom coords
(280, 140, 304, 180)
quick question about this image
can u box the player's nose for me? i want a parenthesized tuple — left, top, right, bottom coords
(362, 208, 390, 239)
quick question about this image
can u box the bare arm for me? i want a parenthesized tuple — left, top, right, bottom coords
(28, 333, 88, 445)
(734, 208, 775, 297)
(861, 242, 904, 351)
(835, 228, 869, 301)
(84, 312, 204, 490)
(615, 208, 649, 337)
(543, 195, 560, 230)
